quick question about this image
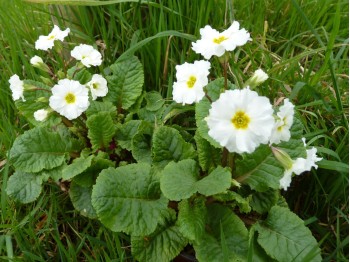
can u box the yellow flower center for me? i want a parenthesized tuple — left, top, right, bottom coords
(187, 76, 197, 88)
(213, 36, 228, 44)
(277, 117, 287, 131)
(48, 35, 55, 40)
(65, 93, 76, 104)
(92, 83, 99, 89)
(231, 111, 250, 129)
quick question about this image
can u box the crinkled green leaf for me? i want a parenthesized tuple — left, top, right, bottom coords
(195, 131, 221, 172)
(138, 106, 165, 123)
(236, 145, 284, 192)
(10, 127, 82, 173)
(132, 132, 152, 163)
(116, 120, 143, 150)
(62, 155, 94, 180)
(256, 206, 322, 262)
(91, 163, 168, 235)
(248, 228, 277, 262)
(250, 189, 279, 214)
(106, 56, 144, 110)
(177, 197, 207, 242)
(152, 126, 196, 168)
(6, 171, 45, 203)
(193, 204, 248, 262)
(131, 209, 188, 262)
(86, 111, 116, 151)
(195, 78, 235, 148)
(40, 163, 66, 182)
(86, 100, 117, 118)
(160, 159, 231, 201)
(144, 91, 164, 111)
(69, 181, 97, 219)
(213, 191, 251, 213)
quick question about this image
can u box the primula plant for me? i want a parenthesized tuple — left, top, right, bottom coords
(7, 22, 323, 262)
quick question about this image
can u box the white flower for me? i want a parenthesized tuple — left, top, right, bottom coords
(8, 74, 25, 101)
(34, 109, 49, 122)
(172, 60, 210, 105)
(269, 99, 294, 145)
(86, 74, 108, 100)
(49, 79, 90, 120)
(30, 55, 44, 66)
(206, 88, 274, 154)
(71, 44, 102, 68)
(35, 25, 70, 51)
(191, 21, 251, 59)
(246, 69, 268, 87)
(278, 147, 322, 190)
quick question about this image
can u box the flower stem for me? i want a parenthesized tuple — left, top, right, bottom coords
(221, 147, 229, 167)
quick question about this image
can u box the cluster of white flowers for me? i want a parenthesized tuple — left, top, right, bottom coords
(9, 25, 108, 122)
(171, 21, 322, 180)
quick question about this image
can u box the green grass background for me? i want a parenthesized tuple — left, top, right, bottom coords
(0, 0, 348, 261)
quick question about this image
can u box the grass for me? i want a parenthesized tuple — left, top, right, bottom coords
(0, 0, 348, 260)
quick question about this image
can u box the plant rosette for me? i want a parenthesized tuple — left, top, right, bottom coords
(7, 23, 323, 262)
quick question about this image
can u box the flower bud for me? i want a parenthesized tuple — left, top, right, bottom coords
(271, 146, 293, 170)
(30, 55, 51, 73)
(245, 69, 268, 88)
(34, 109, 49, 122)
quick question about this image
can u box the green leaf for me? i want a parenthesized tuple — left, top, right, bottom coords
(255, 206, 322, 262)
(195, 131, 221, 172)
(144, 91, 164, 111)
(116, 120, 143, 150)
(106, 56, 144, 110)
(86, 101, 117, 118)
(86, 111, 116, 151)
(195, 78, 235, 148)
(213, 191, 251, 213)
(130, 121, 153, 163)
(6, 171, 45, 203)
(69, 181, 97, 219)
(152, 126, 196, 168)
(91, 163, 168, 235)
(160, 159, 231, 201)
(177, 197, 207, 242)
(250, 189, 279, 214)
(62, 155, 94, 180)
(131, 209, 188, 262)
(235, 145, 284, 192)
(193, 204, 248, 262)
(10, 127, 82, 173)
(248, 228, 277, 262)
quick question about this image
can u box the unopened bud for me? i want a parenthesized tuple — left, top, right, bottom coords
(245, 69, 268, 88)
(271, 146, 293, 170)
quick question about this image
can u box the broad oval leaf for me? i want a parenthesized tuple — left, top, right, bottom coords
(6, 171, 44, 203)
(62, 155, 94, 180)
(69, 181, 97, 219)
(193, 204, 249, 262)
(10, 127, 82, 173)
(177, 197, 207, 242)
(152, 126, 196, 169)
(106, 56, 144, 110)
(256, 206, 322, 262)
(131, 209, 188, 262)
(91, 163, 168, 235)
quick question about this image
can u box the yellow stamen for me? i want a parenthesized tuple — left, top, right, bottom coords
(213, 36, 228, 44)
(48, 35, 55, 40)
(231, 111, 250, 129)
(65, 93, 76, 104)
(277, 117, 287, 131)
(187, 76, 197, 88)
(92, 83, 99, 89)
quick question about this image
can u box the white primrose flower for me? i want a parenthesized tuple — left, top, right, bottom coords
(8, 74, 25, 102)
(30, 55, 44, 66)
(191, 21, 251, 59)
(269, 98, 295, 145)
(273, 145, 322, 190)
(49, 79, 90, 120)
(206, 88, 274, 154)
(34, 109, 49, 122)
(71, 44, 102, 68)
(35, 25, 70, 51)
(172, 60, 211, 105)
(86, 74, 108, 100)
